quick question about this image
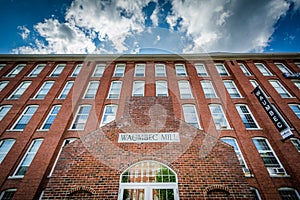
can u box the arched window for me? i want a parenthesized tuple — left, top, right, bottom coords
(118, 160, 179, 200)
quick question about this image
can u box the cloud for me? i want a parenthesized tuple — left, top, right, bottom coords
(12, 0, 300, 54)
(17, 26, 30, 40)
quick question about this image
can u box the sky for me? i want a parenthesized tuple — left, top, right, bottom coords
(0, 0, 300, 54)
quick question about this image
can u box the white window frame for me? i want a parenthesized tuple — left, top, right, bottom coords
(289, 104, 300, 119)
(58, 81, 74, 99)
(221, 137, 251, 177)
(269, 80, 293, 98)
(292, 80, 300, 90)
(69, 105, 91, 130)
(49, 64, 65, 77)
(100, 104, 118, 127)
(223, 80, 242, 98)
(10, 105, 38, 131)
(132, 81, 145, 97)
(28, 64, 45, 77)
(155, 64, 166, 77)
(12, 139, 43, 178)
(0, 188, 17, 200)
(33, 81, 54, 99)
(156, 81, 168, 97)
(0, 139, 16, 164)
(134, 64, 146, 77)
(290, 138, 300, 152)
(0, 105, 12, 121)
(201, 80, 217, 98)
(235, 104, 260, 129)
(238, 63, 251, 76)
(195, 63, 208, 76)
(274, 63, 292, 74)
(250, 187, 262, 200)
(0, 81, 9, 92)
(209, 104, 231, 130)
(108, 81, 122, 99)
(0, 64, 6, 71)
(6, 64, 25, 77)
(182, 104, 201, 129)
(71, 64, 82, 77)
(175, 64, 187, 76)
(255, 63, 273, 76)
(92, 64, 106, 77)
(113, 64, 126, 77)
(252, 137, 287, 176)
(8, 81, 31, 99)
(215, 64, 230, 76)
(48, 138, 78, 177)
(178, 80, 193, 99)
(40, 105, 61, 130)
(83, 81, 100, 99)
(295, 62, 300, 68)
(278, 187, 300, 199)
(250, 80, 270, 98)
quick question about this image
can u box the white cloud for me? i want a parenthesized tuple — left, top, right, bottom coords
(17, 26, 30, 40)
(150, 6, 159, 27)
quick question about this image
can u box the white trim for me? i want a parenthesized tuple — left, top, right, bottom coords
(10, 105, 39, 131)
(58, 81, 74, 99)
(6, 64, 25, 77)
(215, 63, 230, 76)
(113, 64, 126, 77)
(69, 105, 91, 130)
(107, 81, 122, 99)
(182, 104, 201, 129)
(201, 80, 218, 98)
(39, 105, 62, 130)
(83, 81, 100, 99)
(209, 104, 231, 130)
(194, 63, 209, 77)
(70, 64, 82, 77)
(27, 64, 46, 77)
(156, 80, 168, 97)
(238, 63, 251, 76)
(269, 80, 293, 98)
(49, 64, 65, 77)
(274, 62, 293, 74)
(155, 64, 166, 77)
(132, 81, 145, 97)
(134, 64, 146, 77)
(223, 80, 242, 98)
(255, 63, 273, 76)
(8, 81, 32, 99)
(0, 188, 17, 199)
(175, 64, 187, 76)
(100, 104, 118, 127)
(0, 139, 16, 164)
(33, 81, 54, 99)
(178, 80, 193, 99)
(0, 105, 12, 121)
(92, 64, 106, 77)
(235, 104, 260, 129)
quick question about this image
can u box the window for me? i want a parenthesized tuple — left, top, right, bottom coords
(221, 137, 250, 176)
(223, 80, 242, 98)
(0, 139, 16, 164)
(250, 80, 259, 88)
(0, 105, 12, 121)
(275, 63, 292, 74)
(48, 138, 78, 176)
(13, 139, 43, 177)
(58, 81, 74, 99)
(40, 105, 61, 130)
(178, 81, 193, 99)
(250, 187, 262, 200)
(238, 63, 251, 76)
(209, 104, 230, 129)
(201, 80, 217, 98)
(92, 64, 105, 77)
(50, 64, 65, 77)
(108, 81, 122, 99)
(156, 81, 168, 96)
(236, 104, 259, 129)
(132, 81, 145, 96)
(70, 105, 91, 130)
(278, 188, 300, 200)
(8, 81, 31, 99)
(252, 137, 286, 176)
(83, 81, 99, 99)
(291, 138, 300, 152)
(255, 63, 273, 76)
(113, 64, 125, 77)
(0, 81, 9, 92)
(175, 64, 187, 76)
(100, 104, 118, 126)
(182, 104, 200, 128)
(33, 81, 54, 99)
(134, 64, 145, 77)
(0, 64, 6, 71)
(155, 64, 166, 77)
(11, 105, 38, 131)
(6, 64, 25, 77)
(28, 64, 45, 77)
(0, 189, 16, 200)
(292, 80, 300, 89)
(295, 62, 300, 68)
(289, 104, 300, 119)
(215, 64, 230, 76)
(71, 64, 82, 77)
(195, 63, 208, 76)
(269, 80, 293, 98)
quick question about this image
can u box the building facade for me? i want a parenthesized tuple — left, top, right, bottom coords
(0, 53, 299, 199)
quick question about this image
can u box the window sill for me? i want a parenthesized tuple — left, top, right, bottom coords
(8, 176, 23, 179)
(246, 128, 263, 131)
(270, 174, 290, 178)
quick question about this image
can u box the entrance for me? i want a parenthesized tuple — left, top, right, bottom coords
(118, 161, 179, 200)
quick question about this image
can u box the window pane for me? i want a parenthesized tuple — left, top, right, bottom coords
(84, 81, 99, 99)
(0, 105, 12, 121)
(6, 64, 25, 77)
(275, 63, 292, 74)
(155, 64, 166, 77)
(12, 105, 38, 130)
(9, 81, 31, 99)
(101, 105, 118, 126)
(134, 64, 145, 77)
(269, 80, 292, 98)
(28, 64, 45, 77)
(279, 189, 300, 200)
(0, 139, 16, 164)
(70, 105, 91, 130)
(41, 105, 61, 130)
(215, 64, 229, 76)
(0, 189, 16, 200)
(113, 64, 125, 77)
(175, 64, 187, 76)
(50, 64, 65, 77)
(71, 64, 82, 77)
(58, 81, 74, 99)
(108, 81, 122, 99)
(178, 81, 193, 99)
(201, 80, 217, 98)
(34, 81, 54, 99)
(132, 81, 144, 96)
(93, 64, 105, 77)
(236, 105, 259, 128)
(239, 63, 251, 76)
(156, 81, 168, 96)
(291, 138, 300, 152)
(209, 104, 230, 129)
(195, 64, 208, 76)
(224, 80, 241, 98)
(182, 104, 200, 128)
(0, 81, 9, 92)
(255, 63, 273, 76)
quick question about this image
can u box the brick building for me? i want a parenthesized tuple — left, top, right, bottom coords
(0, 53, 299, 199)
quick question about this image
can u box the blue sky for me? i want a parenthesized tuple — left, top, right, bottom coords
(1, 0, 300, 54)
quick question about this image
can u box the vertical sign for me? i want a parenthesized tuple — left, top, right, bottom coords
(252, 86, 293, 140)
